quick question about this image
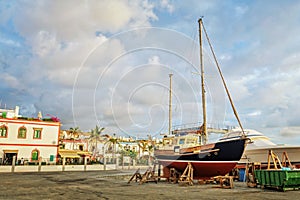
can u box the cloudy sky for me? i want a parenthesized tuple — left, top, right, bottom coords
(1, 0, 300, 144)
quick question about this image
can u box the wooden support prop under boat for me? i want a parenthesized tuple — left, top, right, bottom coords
(128, 163, 158, 184)
(246, 162, 261, 188)
(267, 150, 295, 170)
(281, 151, 294, 168)
(267, 150, 283, 170)
(178, 162, 194, 186)
(197, 175, 235, 189)
(169, 168, 181, 184)
(213, 176, 234, 189)
(140, 166, 158, 184)
(127, 168, 142, 184)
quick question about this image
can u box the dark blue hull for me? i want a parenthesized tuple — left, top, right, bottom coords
(155, 138, 247, 178)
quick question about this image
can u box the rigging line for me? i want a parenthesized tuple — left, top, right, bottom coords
(201, 22, 245, 136)
(190, 30, 198, 70)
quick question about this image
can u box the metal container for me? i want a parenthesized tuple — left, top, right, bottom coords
(254, 169, 300, 191)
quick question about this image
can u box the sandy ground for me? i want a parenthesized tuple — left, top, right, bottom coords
(0, 170, 299, 200)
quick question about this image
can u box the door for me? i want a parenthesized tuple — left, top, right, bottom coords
(4, 153, 17, 165)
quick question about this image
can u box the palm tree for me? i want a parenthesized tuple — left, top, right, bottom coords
(138, 140, 148, 158)
(138, 140, 154, 165)
(69, 127, 80, 150)
(147, 144, 154, 165)
(105, 134, 120, 162)
(89, 125, 105, 157)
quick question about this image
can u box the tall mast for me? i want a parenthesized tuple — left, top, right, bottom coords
(201, 19, 246, 137)
(198, 18, 207, 143)
(168, 73, 173, 135)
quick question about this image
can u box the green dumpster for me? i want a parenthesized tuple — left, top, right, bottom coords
(254, 169, 300, 191)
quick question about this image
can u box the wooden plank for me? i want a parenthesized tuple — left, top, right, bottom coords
(178, 162, 194, 186)
(127, 168, 142, 184)
(214, 176, 234, 189)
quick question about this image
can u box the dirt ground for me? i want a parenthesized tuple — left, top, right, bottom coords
(0, 169, 299, 200)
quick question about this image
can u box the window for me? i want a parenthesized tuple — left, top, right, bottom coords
(50, 155, 55, 162)
(31, 149, 39, 161)
(33, 128, 42, 139)
(179, 138, 185, 145)
(186, 138, 196, 144)
(198, 136, 202, 144)
(0, 125, 7, 137)
(59, 143, 65, 149)
(18, 126, 27, 139)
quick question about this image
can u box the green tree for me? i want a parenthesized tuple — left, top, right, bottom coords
(89, 125, 105, 157)
(120, 149, 137, 160)
(138, 139, 154, 165)
(105, 134, 120, 162)
(138, 140, 148, 158)
(69, 127, 80, 150)
(147, 144, 154, 165)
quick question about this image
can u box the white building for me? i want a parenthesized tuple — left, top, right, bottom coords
(0, 106, 21, 118)
(0, 110, 60, 165)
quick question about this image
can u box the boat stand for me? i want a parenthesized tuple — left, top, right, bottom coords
(128, 164, 158, 185)
(267, 150, 283, 169)
(140, 166, 158, 184)
(246, 162, 261, 188)
(169, 168, 181, 184)
(127, 168, 143, 184)
(213, 176, 234, 189)
(178, 162, 194, 186)
(281, 151, 294, 168)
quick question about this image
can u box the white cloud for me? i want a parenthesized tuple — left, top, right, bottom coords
(1, 1, 159, 132)
(13, 0, 158, 40)
(227, 74, 254, 101)
(8, 1, 159, 90)
(247, 110, 261, 117)
(280, 127, 300, 137)
(148, 55, 161, 64)
(2, 73, 23, 89)
(160, 0, 174, 13)
(0, 37, 20, 47)
(32, 31, 59, 57)
(234, 5, 248, 17)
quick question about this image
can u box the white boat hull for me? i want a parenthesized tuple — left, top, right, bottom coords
(220, 129, 300, 167)
(240, 146, 300, 167)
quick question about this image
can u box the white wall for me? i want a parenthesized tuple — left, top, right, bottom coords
(0, 118, 60, 163)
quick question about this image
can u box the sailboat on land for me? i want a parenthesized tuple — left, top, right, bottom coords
(154, 18, 248, 179)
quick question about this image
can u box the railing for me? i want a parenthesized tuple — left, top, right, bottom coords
(172, 122, 235, 133)
(0, 155, 152, 173)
